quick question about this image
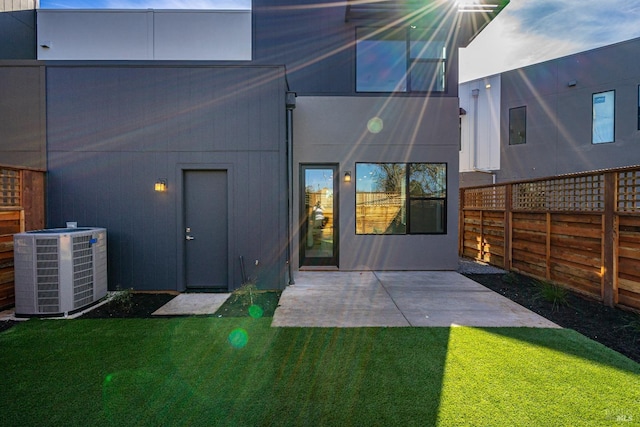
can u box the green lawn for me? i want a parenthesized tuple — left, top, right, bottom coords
(1, 319, 638, 426)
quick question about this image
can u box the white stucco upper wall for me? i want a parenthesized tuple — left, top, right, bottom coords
(37, 10, 252, 61)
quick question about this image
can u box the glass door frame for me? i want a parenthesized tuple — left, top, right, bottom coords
(299, 164, 339, 267)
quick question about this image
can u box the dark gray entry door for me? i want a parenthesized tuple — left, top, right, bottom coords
(184, 170, 228, 290)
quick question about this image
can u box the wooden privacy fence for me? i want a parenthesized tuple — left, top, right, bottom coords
(460, 166, 640, 312)
(0, 166, 45, 310)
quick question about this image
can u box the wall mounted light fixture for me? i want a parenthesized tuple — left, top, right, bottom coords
(567, 80, 577, 87)
(154, 179, 167, 192)
(344, 171, 352, 183)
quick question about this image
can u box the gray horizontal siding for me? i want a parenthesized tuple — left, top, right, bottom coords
(46, 66, 288, 291)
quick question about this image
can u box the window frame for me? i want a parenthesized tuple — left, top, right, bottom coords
(509, 106, 527, 145)
(637, 85, 640, 131)
(355, 162, 447, 235)
(592, 90, 615, 144)
(355, 27, 447, 94)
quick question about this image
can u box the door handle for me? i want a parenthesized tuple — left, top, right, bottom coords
(186, 235, 195, 241)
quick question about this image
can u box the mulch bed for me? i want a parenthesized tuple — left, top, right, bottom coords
(1, 276, 638, 364)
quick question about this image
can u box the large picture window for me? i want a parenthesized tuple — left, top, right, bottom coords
(356, 27, 446, 93)
(355, 163, 446, 235)
(592, 90, 615, 144)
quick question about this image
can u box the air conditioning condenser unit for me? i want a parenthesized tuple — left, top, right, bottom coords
(14, 227, 107, 317)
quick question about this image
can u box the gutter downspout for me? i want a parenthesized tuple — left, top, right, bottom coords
(286, 92, 296, 285)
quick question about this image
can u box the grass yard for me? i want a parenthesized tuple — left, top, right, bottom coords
(1, 318, 639, 426)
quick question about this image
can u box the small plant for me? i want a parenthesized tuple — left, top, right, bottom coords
(619, 316, 640, 343)
(110, 286, 134, 313)
(534, 280, 568, 311)
(232, 280, 259, 307)
(502, 272, 519, 284)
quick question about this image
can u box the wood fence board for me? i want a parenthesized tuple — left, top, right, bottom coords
(619, 278, 640, 294)
(0, 269, 14, 285)
(549, 269, 600, 297)
(511, 220, 546, 232)
(0, 285, 15, 310)
(618, 257, 640, 277)
(511, 260, 546, 278)
(550, 223, 602, 239)
(512, 240, 546, 255)
(512, 230, 546, 244)
(551, 235, 601, 253)
(512, 250, 547, 268)
(618, 246, 640, 259)
(549, 247, 602, 269)
(549, 260, 601, 283)
(618, 231, 640, 246)
(617, 291, 640, 311)
(552, 213, 603, 224)
(0, 240, 13, 253)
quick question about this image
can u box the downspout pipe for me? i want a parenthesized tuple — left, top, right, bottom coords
(286, 92, 296, 285)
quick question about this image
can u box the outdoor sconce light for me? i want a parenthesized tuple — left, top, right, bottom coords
(344, 171, 352, 183)
(568, 80, 577, 87)
(154, 179, 167, 192)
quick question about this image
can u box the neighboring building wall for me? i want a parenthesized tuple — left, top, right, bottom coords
(44, 65, 288, 291)
(37, 10, 252, 61)
(293, 96, 460, 270)
(499, 37, 640, 182)
(0, 0, 38, 11)
(459, 74, 501, 187)
(0, 64, 46, 169)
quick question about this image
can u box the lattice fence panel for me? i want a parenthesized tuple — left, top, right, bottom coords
(0, 168, 21, 207)
(463, 186, 506, 210)
(513, 175, 604, 211)
(618, 171, 640, 213)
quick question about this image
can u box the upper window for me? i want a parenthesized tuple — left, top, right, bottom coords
(356, 27, 446, 93)
(509, 106, 526, 145)
(592, 90, 615, 144)
(355, 163, 446, 235)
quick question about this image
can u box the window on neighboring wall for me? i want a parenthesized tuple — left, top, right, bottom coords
(509, 106, 526, 145)
(355, 163, 446, 235)
(637, 85, 640, 130)
(356, 27, 446, 93)
(592, 90, 615, 144)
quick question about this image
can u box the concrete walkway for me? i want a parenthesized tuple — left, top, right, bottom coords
(271, 271, 559, 328)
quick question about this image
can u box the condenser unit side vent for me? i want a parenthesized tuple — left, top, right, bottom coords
(36, 238, 60, 313)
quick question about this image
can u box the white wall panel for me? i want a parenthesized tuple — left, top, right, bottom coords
(459, 74, 501, 173)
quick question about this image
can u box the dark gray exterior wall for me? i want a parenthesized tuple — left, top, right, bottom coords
(0, 63, 46, 168)
(0, 10, 36, 59)
(498, 37, 640, 182)
(45, 65, 288, 291)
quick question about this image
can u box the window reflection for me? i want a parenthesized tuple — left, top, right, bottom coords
(356, 163, 446, 234)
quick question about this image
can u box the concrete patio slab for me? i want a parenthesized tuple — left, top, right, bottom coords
(272, 271, 559, 328)
(152, 293, 230, 316)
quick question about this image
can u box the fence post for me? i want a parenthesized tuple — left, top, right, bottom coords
(602, 172, 615, 307)
(459, 187, 465, 256)
(504, 183, 512, 271)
